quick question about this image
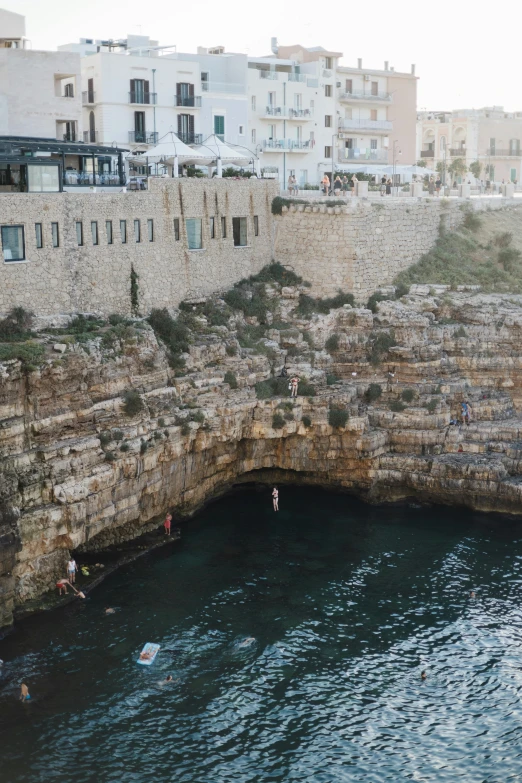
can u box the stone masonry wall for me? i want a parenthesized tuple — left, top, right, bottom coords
(0, 178, 278, 317)
(274, 197, 516, 302)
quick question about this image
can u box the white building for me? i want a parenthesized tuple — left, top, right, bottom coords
(0, 8, 82, 141)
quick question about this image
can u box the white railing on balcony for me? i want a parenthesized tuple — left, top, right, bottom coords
(259, 71, 279, 80)
(201, 81, 246, 94)
(289, 108, 314, 120)
(337, 148, 388, 162)
(288, 73, 307, 82)
(339, 90, 392, 102)
(338, 119, 392, 131)
(262, 107, 314, 119)
(263, 139, 312, 151)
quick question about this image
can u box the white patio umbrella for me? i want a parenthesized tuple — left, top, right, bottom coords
(194, 134, 254, 177)
(127, 132, 212, 176)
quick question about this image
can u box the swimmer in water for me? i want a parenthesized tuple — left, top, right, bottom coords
(20, 683, 30, 701)
(470, 591, 476, 598)
(139, 650, 153, 661)
(165, 675, 173, 682)
(105, 607, 115, 614)
(421, 670, 427, 680)
(239, 637, 256, 647)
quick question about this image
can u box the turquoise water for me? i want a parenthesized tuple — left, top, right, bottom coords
(2, 486, 522, 782)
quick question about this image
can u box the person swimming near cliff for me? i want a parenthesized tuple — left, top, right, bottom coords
(421, 671, 427, 680)
(20, 683, 30, 701)
(239, 637, 256, 648)
(272, 487, 279, 512)
(105, 607, 115, 615)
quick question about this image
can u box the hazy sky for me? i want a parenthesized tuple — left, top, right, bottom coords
(7, 0, 522, 111)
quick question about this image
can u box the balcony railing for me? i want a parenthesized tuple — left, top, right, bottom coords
(420, 149, 434, 157)
(176, 132, 203, 145)
(64, 172, 122, 186)
(338, 118, 392, 131)
(61, 132, 77, 142)
(339, 90, 392, 102)
(128, 92, 157, 104)
(128, 131, 159, 145)
(449, 148, 466, 157)
(337, 148, 388, 162)
(82, 91, 96, 104)
(201, 81, 246, 93)
(259, 71, 278, 80)
(288, 73, 306, 82)
(83, 131, 99, 143)
(262, 107, 314, 119)
(485, 148, 522, 157)
(289, 108, 314, 119)
(174, 95, 202, 107)
(263, 139, 311, 151)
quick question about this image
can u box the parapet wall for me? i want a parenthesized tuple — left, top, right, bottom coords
(0, 179, 278, 317)
(273, 197, 516, 302)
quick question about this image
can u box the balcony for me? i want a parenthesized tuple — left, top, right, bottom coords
(338, 118, 392, 132)
(484, 148, 522, 157)
(339, 90, 392, 103)
(288, 73, 306, 82)
(83, 131, 99, 143)
(128, 92, 157, 105)
(420, 149, 434, 158)
(174, 95, 202, 108)
(82, 91, 96, 104)
(201, 81, 246, 93)
(177, 132, 203, 145)
(337, 148, 388, 163)
(449, 148, 466, 157)
(263, 139, 311, 152)
(288, 108, 314, 120)
(128, 131, 159, 145)
(259, 71, 278, 80)
(261, 107, 314, 120)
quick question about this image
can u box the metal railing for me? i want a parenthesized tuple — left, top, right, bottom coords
(449, 148, 466, 157)
(128, 131, 159, 144)
(83, 131, 99, 143)
(338, 118, 392, 131)
(339, 90, 392, 102)
(201, 81, 246, 93)
(259, 71, 278, 80)
(128, 92, 157, 104)
(337, 148, 388, 162)
(289, 108, 313, 119)
(420, 149, 434, 157)
(82, 91, 95, 104)
(288, 73, 307, 82)
(485, 148, 522, 157)
(62, 132, 76, 142)
(176, 132, 203, 145)
(262, 107, 313, 119)
(174, 95, 202, 107)
(263, 139, 311, 151)
(63, 172, 122, 186)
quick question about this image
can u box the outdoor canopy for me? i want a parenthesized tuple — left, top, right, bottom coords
(194, 134, 253, 165)
(129, 132, 212, 164)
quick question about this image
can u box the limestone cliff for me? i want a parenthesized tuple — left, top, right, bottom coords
(2, 281, 522, 629)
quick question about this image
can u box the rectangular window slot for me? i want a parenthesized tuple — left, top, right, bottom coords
(186, 218, 203, 249)
(232, 217, 247, 247)
(35, 223, 43, 249)
(1, 225, 25, 261)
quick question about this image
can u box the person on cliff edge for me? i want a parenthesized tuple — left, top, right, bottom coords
(164, 513, 172, 536)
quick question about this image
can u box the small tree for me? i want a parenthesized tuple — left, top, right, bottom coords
(469, 160, 481, 180)
(416, 160, 427, 168)
(448, 157, 467, 183)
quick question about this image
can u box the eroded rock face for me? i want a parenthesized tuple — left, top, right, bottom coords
(3, 288, 522, 628)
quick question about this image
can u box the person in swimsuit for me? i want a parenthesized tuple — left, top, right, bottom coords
(290, 376, 300, 398)
(20, 683, 30, 701)
(105, 607, 115, 615)
(272, 487, 279, 512)
(140, 650, 153, 661)
(67, 558, 77, 584)
(461, 401, 472, 426)
(56, 578, 70, 596)
(164, 513, 172, 536)
(421, 671, 427, 680)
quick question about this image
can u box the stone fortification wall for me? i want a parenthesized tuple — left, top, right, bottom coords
(274, 197, 514, 302)
(0, 178, 278, 317)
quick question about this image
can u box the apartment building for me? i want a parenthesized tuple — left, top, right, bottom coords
(417, 107, 522, 183)
(0, 9, 82, 141)
(58, 36, 248, 151)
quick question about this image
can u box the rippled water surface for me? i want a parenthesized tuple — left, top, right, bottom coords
(2, 487, 522, 782)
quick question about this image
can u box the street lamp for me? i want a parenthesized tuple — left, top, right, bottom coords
(392, 140, 402, 191)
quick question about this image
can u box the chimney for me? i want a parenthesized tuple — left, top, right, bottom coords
(271, 37, 278, 56)
(384, 61, 389, 70)
(411, 63, 416, 75)
(357, 58, 362, 69)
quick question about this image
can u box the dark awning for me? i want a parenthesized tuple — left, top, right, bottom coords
(0, 136, 126, 157)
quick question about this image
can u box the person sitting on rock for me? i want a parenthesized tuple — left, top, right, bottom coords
(56, 578, 70, 596)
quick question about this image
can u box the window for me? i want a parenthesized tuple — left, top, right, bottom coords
(134, 220, 141, 243)
(371, 81, 378, 96)
(147, 219, 154, 242)
(325, 145, 332, 158)
(176, 82, 195, 106)
(221, 216, 227, 238)
(325, 115, 332, 127)
(370, 109, 377, 121)
(76, 221, 83, 246)
(186, 218, 203, 250)
(214, 115, 225, 141)
(268, 124, 276, 140)
(210, 217, 215, 239)
(251, 129, 256, 144)
(268, 91, 276, 107)
(345, 138, 354, 149)
(120, 220, 127, 244)
(324, 84, 332, 97)
(251, 96, 256, 111)
(299, 169, 308, 186)
(370, 139, 377, 150)
(295, 93, 302, 109)
(174, 218, 180, 241)
(177, 113, 194, 143)
(91, 221, 98, 245)
(134, 111, 146, 143)
(1, 225, 25, 262)
(130, 78, 150, 104)
(325, 57, 333, 69)
(106, 220, 113, 244)
(64, 82, 74, 97)
(28, 165, 60, 192)
(490, 138, 496, 153)
(35, 223, 43, 249)
(345, 79, 352, 93)
(238, 125, 244, 135)
(232, 217, 247, 247)
(201, 72, 209, 91)
(51, 222, 59, 248)
(254, 215, 259, 236)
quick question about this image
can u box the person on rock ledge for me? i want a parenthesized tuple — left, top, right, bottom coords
(461, 401, 472, 426)
(290, 376, 300, 398)
(272, 487, 279, 512)
(164, 513, 172, 536)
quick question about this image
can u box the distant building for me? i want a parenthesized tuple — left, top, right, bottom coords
(417, 107, 522, 183)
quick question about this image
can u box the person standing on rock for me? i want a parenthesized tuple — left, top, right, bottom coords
(461, 401, 472, 426)
(290, 376, 300, 398)
(272, 487, 279, 512)
(67, 557, 78, 584)
(164, 513, 172, 536)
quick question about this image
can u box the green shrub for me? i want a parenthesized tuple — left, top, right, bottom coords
(120, 442, 130, 452)
(462, 212, 482, 232)
(148, 308, 190, 367)
(99, 431, 112, 447)
(394, 282, 409, 299)
(122, 389, 143, 417)
(0, 341, 45, 367)
(298, 378, 316, 397)
(104, 451, 117, 462)
(224, 371, 238, 389)
(328, 406, 349, 428)
(426, 399, 438, 413)
(389, 400, 406, 412)
(271, 196, 307, 215)
(164, 429, 169, 438)
(401, 388, 415, 403)
(277, 402, 294, 411)
(140, 440, 148, 454)
(0, 307, 34, 341)
(302, 415, 312, 428)
(272, 413, 285, 429)
(247, 262, 302, 287)
(297, 291, 354, 317)
(158, 418, 166, 428)
(108, 314, 127, 326)
(190, 410, 205, 424)
(367, 331, 396, 366)
(326, 373, 340, 385)
(366, 292, 392, 313)
(112, 429, 123, 442)
(286, 345, 300, 357)
(325, 334, 340, 353)
(365, 383, 382, 403)
(494, 231, 513, 248)
(153, 431, 162, 440)
(498, 246, 522, 272)
(255, 381, 273, 399)
(226, 344, 238, 357)
(284, 412, 294, 421)
(454, 326, 467, 338)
